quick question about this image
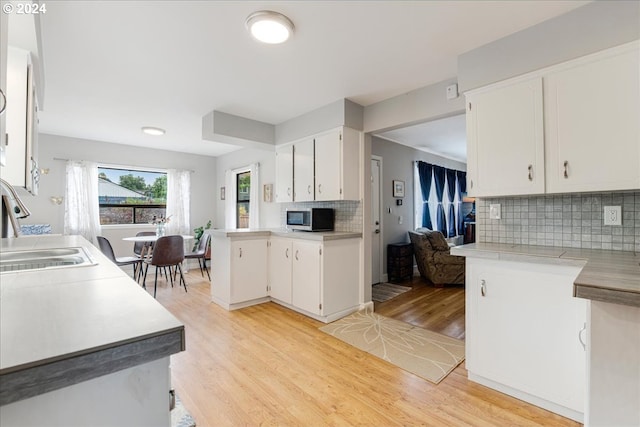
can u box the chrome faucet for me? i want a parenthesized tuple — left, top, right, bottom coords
(1, 178, 31, 238)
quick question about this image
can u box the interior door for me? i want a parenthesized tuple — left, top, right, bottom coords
(371, 157, 382, 284)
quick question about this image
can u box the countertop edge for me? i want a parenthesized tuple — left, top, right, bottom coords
(0, 328, 185, 406)
(452, 243, 639, 308)
(208, 229, 362, 241)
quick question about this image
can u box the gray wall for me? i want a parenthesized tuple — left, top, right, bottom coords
(372, 136, 466, 275)
(458, 1, 640, 92)
(23, 133, 217, 236)
(477, 192, 640, 253)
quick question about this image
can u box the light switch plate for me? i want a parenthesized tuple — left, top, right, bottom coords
(489, 204, 501, 220)
(603, 206, 622, 226)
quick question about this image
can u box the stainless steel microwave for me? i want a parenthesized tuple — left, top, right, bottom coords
(286, 208, 334, 231)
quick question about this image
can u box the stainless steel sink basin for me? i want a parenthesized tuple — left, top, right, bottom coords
(0, 247, 98, 273)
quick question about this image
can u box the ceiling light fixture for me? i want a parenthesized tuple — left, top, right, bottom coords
(141, 126, 165, 136)
(245, 10, 294, 44)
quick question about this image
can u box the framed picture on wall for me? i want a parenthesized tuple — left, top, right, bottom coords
(393, 180, 405, 198)
(263, 183, 273, 203)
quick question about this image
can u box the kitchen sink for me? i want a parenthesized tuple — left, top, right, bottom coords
(0, 247, 98, 273)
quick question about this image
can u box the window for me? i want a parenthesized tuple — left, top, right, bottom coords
(98, 166, 167, 225)
(236, 171, 250, 229)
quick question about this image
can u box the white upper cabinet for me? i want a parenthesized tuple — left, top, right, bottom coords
(466, 77, 544, 197)
(4, 47, 39, 195)
(275, 144, 293, 203)
(275, 126, 361, 202)
(545, 45, 640, 193)
(315, 127, 360, 201)
(466, 41, 640, 197)
(293, 138, 315, 202)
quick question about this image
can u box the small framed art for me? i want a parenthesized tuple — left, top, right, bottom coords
(393, 180, 405, 198)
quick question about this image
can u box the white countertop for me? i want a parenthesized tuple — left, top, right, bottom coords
(0, 235, 184, 375)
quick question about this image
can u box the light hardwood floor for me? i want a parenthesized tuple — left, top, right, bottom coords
(155, 271, 580, 426)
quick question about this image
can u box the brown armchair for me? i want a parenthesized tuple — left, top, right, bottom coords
(408, 229, 465, 287)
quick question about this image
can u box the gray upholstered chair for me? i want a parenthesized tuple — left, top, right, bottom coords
(408, 229, 465, 287)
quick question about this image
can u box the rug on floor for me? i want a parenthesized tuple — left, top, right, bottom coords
(171, 393, 196, 427)
(319, 308, 465, 384)
(372, 282, 412, 302)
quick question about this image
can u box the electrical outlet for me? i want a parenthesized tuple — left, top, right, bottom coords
(398, 215, 403, 225)
(489, 204, 501, 220)
(603, 206, 622, 226)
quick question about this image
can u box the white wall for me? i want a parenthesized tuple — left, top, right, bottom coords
(213, 147, 280, 229)
(20, 133, 217, 255)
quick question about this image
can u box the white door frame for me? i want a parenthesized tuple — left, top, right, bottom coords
(371, 155, 384, 284)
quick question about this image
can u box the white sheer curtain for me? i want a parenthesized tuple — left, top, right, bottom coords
(248, 163, 260, 229)
(64, 161, 101, 243)
(224, 163, 260, 229)
(166, 169, 191, 235)
(224, 169, 236, 229)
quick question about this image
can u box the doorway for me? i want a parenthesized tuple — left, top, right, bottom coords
(371, 156, 383, 284)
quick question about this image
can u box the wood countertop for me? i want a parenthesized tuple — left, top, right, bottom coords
(0, 235, 185, 405)
(451, 243, 640, 308)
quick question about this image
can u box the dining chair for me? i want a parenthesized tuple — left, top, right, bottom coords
(142, 235, 187, 298)
(97, 236, 143, 279)
(185, 233, 211, 280)
(132, 231, 156, 281)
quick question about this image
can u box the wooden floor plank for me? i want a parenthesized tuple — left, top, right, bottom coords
(154, 272, 579, 426)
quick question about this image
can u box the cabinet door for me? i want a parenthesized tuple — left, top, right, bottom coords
(466, 77, 544, 197)
(230, 239, 268, 303)
(545, 46, 640, 193)
(268, 238, 292, 304)
(315, 129, 342, 201)
(467, 259, 585, 414)
(0, 9, 8, 166)
(275, 144, 293, 203)
(293, 138, 314, 202)
(291, 240, 321, 315)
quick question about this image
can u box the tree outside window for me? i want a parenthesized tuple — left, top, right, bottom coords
(236, 171, 250, 228)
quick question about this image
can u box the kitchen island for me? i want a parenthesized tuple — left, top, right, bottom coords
(0, 235, 185, 426)
(208, 229, 362, 322)
(452, 243, 640, 426)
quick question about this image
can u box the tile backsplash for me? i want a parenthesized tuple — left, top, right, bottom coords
(280, 201, 362, 233)
(477, 191, 640, 252)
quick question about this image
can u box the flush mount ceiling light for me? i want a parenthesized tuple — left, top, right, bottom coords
(141, 126, 165, 136)
(246, 10, 294, 44)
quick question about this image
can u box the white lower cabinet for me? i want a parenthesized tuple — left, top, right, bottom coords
(268, 237, 293, 304)
(211, 235, 269, 310)
(268, 236, 360, 322)
(466, 258, 586, 422)
(291, 240, 322, 315)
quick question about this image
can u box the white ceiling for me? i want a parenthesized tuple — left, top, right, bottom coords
(376, 114, 467, 163)
(32, 1, 589, 158)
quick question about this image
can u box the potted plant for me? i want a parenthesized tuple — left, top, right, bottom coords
(192, 220, 212, 251)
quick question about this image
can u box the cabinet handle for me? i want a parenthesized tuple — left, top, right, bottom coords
(308, 185, 311, 194)
(318, 184, 322, 194)
(239, 248, 242, 258)
(469, 179, 473, 189)
(0, 89, 6, 115)
(563, 161, 569, 179)
(285, 248, 289, 258)
(578, 322, 586, 351)
(295, 250, 299, 261)
(528, 165, 533, 181)
(287, 188, 291, 196)
(480, 279, 486, 297)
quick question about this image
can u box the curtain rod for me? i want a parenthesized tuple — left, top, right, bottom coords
(52, 158, 195, 173)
